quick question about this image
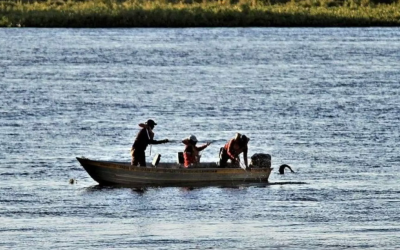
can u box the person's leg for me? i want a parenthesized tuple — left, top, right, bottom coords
(219, 148, 229, 168)
(138, 150, 146, 167)
(131, 149, 138, 166)
(132, 149, 146, 167)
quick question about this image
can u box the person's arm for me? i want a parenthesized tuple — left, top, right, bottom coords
(197, 142, 211, 152)
(149, 138, 169, 144)
(243, 146, 248, 168)
(147, 128, 168, 144)
(226, 140, 237, 160)
(182, 139, 191, 146)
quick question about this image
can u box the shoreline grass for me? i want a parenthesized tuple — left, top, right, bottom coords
(1, 0, 400, 27)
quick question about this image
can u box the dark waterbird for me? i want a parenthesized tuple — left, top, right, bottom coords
(279, 164, 294, 174)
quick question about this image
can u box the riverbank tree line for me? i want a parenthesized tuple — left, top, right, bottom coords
(1, 0, 399, 27)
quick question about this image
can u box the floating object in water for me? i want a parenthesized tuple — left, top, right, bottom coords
(69, 178, 76, 184)
(279, 164, 294, 174)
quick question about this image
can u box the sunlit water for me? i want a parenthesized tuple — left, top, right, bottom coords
(1, 28, 399, 249)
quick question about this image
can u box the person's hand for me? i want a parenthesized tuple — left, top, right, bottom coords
(231, 157, 240, 165)
(206, 142, 211, 147)
(163, 139, 169, 143)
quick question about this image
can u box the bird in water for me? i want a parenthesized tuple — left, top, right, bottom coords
(279, 164, 294, 174)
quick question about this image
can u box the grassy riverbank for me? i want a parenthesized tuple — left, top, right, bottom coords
(1, 0, 400, 27)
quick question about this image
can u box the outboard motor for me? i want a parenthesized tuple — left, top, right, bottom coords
(250, 153, 271, 168)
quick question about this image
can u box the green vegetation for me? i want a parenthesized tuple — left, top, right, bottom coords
(1, 0, 400, 27)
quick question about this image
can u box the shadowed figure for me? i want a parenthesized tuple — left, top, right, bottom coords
(279, 164, 294, 174)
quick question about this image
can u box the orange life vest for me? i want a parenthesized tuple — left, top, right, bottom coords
(183, 144, 200, 168)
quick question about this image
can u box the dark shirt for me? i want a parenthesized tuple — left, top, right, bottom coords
(132, 127, 164, 151)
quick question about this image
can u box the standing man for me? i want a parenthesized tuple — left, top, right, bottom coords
(131, 119, 169, 166)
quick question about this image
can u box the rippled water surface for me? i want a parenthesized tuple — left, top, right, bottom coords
(1, 28, 400, 249)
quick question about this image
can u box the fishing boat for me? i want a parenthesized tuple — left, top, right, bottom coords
(76, 153, 273, 188)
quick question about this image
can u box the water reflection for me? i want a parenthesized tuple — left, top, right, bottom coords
(80, 184, 114, 193)
(131, 187, 148, 195)
(81, 181, 307, 194)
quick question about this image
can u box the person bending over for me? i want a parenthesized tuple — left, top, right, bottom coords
(219, 133, 250, 169)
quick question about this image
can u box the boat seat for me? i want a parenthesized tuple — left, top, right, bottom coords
(152, 154, 161, 167)
(177, 152, 184, 164)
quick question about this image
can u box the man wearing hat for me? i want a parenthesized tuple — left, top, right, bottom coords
(181, 135, 211, 168)
(131, 119, 169, 167)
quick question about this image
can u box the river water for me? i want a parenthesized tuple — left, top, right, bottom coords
(1, 28, 399, 249)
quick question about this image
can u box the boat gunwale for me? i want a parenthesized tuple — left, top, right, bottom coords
(76, 157, 273, 174)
